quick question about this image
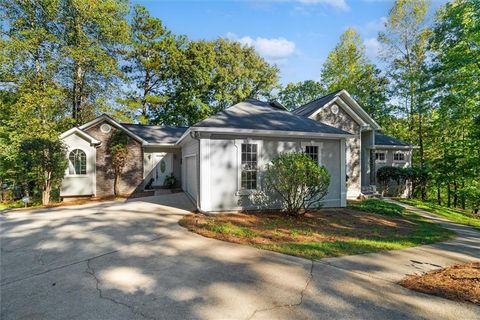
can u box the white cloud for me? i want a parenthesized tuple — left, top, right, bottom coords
(365, 17, 387, 33)
(364, 37, 381, 59)
(297, 0, 349, 11)
(227, 33, 296, 64)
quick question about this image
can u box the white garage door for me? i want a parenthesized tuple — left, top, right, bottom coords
(184, 155, 197, 201)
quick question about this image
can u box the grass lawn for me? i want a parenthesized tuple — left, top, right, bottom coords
(395, 198, 480, 230)
(0, 200, 25, 211)
(180, 199, 454, 260)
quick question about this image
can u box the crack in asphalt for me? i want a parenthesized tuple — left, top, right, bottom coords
(85, 259, 156, 320)
(34, 240, 46, 266)
(1, 233, 170, 287)
(246, 260, 314, 320)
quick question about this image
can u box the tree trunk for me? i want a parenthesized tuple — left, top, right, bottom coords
(453, 181, 458, 208)
(114, 173, 120, 197)
(418, 113, 427, 201)
(42, 177, 51, 206)
(142, 69, 151, 120)
(71, 15, 84, 123)
(437, 182, 441, 205)
(447, 182, 451, 207)
(73, 63, 83, 122)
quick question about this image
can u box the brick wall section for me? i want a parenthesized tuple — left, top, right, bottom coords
(315, 103, 361, 195)
(85, 122, 144, 198)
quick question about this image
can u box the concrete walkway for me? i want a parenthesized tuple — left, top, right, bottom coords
(1, 195, 479, 320)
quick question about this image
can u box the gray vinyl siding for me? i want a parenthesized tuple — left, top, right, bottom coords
(201, 135, 344, 211)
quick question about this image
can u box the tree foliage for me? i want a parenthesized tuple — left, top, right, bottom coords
(153, 38, 279, 126)
(321, 28, 390, 120)
(277, 80, 325, 110)
(263, 153, 330, 216)
(59, 0, 130, 123)
(118, 4, 180, 124)
(19, 138, 67, 205)
(379, 0, 431, 199)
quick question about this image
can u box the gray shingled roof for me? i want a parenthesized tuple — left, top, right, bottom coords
(122, 124, 187, 144)
(291, 90, 342, 117)
(375, 132, 412, 147)
(192, 99, 351, 135)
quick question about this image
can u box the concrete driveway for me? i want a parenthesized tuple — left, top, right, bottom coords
(1, 194, 479, 320)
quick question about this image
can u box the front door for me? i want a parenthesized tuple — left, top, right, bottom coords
(152, 153, 172, 187)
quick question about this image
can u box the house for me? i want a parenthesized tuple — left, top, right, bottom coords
(59, 89, 414, 212)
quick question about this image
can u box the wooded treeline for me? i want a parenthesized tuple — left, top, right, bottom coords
(278, 0, 480, 210)
(0, 0, 478, 208)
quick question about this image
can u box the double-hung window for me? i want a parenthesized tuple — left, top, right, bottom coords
(375, 152, 386, 162)
(305, 145, 319, 164)
(394, 152, 405, 162)
(241, 143, 257, 190)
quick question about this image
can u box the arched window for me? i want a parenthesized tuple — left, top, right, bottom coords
(69, 149, 87, 175)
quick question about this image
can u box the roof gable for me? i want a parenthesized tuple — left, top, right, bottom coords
(292, 90, 381, 130)
(292, 90, 341, 117)
(79, 114, 147, 144)
(59, 127, 101, 145)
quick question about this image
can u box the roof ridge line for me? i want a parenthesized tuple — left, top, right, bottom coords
(292, 89, 342, 113)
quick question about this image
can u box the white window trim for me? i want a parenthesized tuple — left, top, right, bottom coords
(375, 151, 387, 163)
(301, 141, 323, 166)
(393, 151, 406, 163)
(235, 139, 263, 195)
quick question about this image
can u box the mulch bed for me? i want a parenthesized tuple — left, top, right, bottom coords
(180, 209, 417, 245)
(399, 262, 480, 305)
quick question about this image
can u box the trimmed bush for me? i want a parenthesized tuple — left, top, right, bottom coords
(262, 152, 330, 216)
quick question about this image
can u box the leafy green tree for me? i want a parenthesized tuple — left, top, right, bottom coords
(321, 28, 389, 120)
(262, 153, 330, 216)
(429, 0, 480, 209)
(277, 80, 325, 110)
(154, 38, 279, 126)
(108, 130, 129, 196)
(379, 0, 431, 199)
(58, 0, 130, 123)
(0, 0, 72, 199)
(118, 5, 181, 124)
(19, 138, 68, 205)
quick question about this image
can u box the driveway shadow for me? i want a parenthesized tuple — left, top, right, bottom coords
(1, 194, 479, 320)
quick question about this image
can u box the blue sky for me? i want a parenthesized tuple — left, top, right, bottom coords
(135, 0, 447, 85)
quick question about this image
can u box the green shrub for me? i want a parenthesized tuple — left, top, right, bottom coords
(458, 183, 480, 214)
(402, 167, 429, 198)
(263, 152, 330, 216)
(377, 166, 402, 196)
(163, 173, 176, 189)
(376, 166, 428, 198)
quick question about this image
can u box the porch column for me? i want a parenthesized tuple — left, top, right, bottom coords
(370, 149, 376, 186)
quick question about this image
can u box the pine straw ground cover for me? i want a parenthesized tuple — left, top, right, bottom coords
(399, 262, 480, 305)
(179, 200, 454, 259)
